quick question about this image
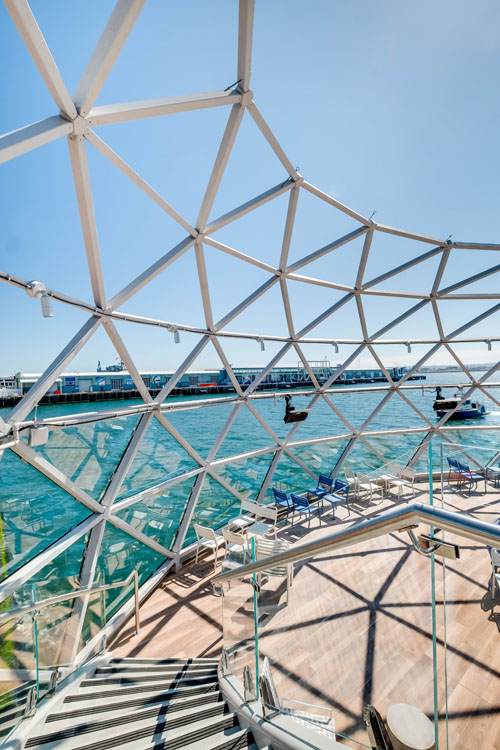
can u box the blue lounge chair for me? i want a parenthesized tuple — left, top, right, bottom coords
(272, 487, 295, 517)
(307, 474, 333, 501)
(456, 460, 484, 494)
(322, 479, 351, 517)
(290, 493, 321, 529)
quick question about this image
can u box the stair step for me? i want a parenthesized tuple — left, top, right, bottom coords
(26, 710, 239, 750)
(29, 697, 227, 745)
(136, 726, 257, 750)
(108, 657, 218, 666)
(79, 675, 215, 693)
(64, 680, 219, 705)
(48, 689, 223, 723)
(94, 664, 217, 677)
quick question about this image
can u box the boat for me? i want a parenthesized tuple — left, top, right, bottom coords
(433, 386, 486, 419)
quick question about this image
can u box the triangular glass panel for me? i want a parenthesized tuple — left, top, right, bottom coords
(296, 294, 364, 341)
(117, 416, 199, 501)
(288, 393, 352, 443)
(211, 334, 290, 376)
(249, 394, 297, 444)
(287, 439, 351, 479)
(285, 279, 352, 335)
(220, 280, 295, 338)
(360, 295, 438, 341)
(211, 450, 275, 501)
(94, 522, 166, 620)
(115, 474, 199, 551)
(362, 232, 441, 290)
(437, 249, 500, 296)
(90, 105, 231, 228)
(436, 298, 500, 339)
(364, 251, 444, 296)
(22, 411, 141, 503)
(0, 449, 90, 582)
(203, 241, 274, 325)
(182, 474, 241, 547)
(97, 2, 237, 104)
(328, 386, 392, 432)
(86, 138, 188, 298)
(207, 190, 290, 267)
(287, 187, 364, 267)
(260, 449, 314, 502)
(289, 233, 366, 290)
(215, 403, 276, 460)
(209, 110, 290, 220)
(165, 401, 236, 460)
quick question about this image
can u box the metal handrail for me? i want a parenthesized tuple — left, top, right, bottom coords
(0, 570, 141, 634)
(214, 502, 500, 583)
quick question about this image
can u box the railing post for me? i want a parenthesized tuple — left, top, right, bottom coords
(133, 571, 140, 634)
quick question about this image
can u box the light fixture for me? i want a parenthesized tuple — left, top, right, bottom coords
(486, 339, 492, 351)
(168, 326, 180, 344)
(332, 341, 339, 353)
(404, 341, 411, 353)
(257, 337, 265, 351)
(26, 281, 53, 318)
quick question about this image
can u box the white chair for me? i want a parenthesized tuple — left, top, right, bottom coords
(357, 472, 382, 503)
(255, 538, 293, 604)
(222, 528, 247, 558)
(228, 499, 278, 537)
(490, 549, 500, 602)
(344, 468, 360, 498)
(388, 466, 416, 498)
(193, 523, 224, 573)
(377, 462, 404, 495)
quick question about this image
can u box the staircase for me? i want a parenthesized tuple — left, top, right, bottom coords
(18, 657, 262, 750)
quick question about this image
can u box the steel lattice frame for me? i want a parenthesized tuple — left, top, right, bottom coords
(1, 0, 500, 652)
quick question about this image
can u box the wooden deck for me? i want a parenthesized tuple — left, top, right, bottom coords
(111, 481, 500, 748)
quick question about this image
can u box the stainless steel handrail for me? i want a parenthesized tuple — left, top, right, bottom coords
(0, 570, 141, 634)
(214, 502, 500, 583)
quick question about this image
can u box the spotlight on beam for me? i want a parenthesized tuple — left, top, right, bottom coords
(26, 281, 53, 318)
(404, 341, 411, 353)
(257, 337, 265, 351)
(486, 339, 492, 351)
(168, 326, 180, 344)
(332, 341, 339, 353)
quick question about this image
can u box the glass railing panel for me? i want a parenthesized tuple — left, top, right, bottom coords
(211, 451, 275, 502)
(183, 475, 241, 548)
(255, 531, 440, 747)
(220, 540, 258, 700)
(0, 612, 37, 741)
(0, 449, 90, 580)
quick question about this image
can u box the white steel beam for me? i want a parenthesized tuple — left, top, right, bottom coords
(355, 228, 374, 289)
(196, 104, 245, 232)
(203, 236, 278, 275)
(438, 261, 500, 296)
(205, 179, 294, 235)
(100, 412, 154, 506)
(280, 185, 300, 270)
(237, 0, 255, 92)
(86, 130, 196, 236)
(111, 467, 203, 513)
(374, 223, 446, 246)
(7, 316, 102, 425)
(87, 89, 243, 125)
(67, 135, 107, 308)
(4, 0, 77, 118)
(301, 181, 370, 224)
(171, 471, 207, 558)
(0, 116, 72, 164)
(287, 227, 368, 274)
(74, 0, 147, 117)
(109, 236, 195, 310)
(248, 103, 300, 180)
(194, 241, 214, 330)
(102, 318, 152, 402)
(11, 441, 105, 515)
(214, 275, 279, 331)
(362, 246, 445, 291)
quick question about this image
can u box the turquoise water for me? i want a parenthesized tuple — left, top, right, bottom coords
(1, 370, 499, 615)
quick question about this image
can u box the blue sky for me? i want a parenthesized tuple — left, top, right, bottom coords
(1, 0, 500, 375)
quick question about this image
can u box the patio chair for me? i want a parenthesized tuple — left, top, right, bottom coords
(272, 487, 295, 518)
(490, 549, 500, 603)
(307, 474, 333, 501)
(357, 472, 382, 503)
(255, 538, 293, 604)
(387, 466, 416, 498)
(222, 528, 247, 558)
(344, 468, 360, 498)
(378, 462, 405, 495)
(290, 493, 322, 529)
(456, 460, 485, 495)
(322, 478, 351, 517)
(193, 523, 224, 573)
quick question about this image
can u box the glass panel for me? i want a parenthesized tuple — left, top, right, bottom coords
(221, 540, 257, 699)
(23, 414, 141, 501)
(93, 524, 165, 621)
(116, 418, 199, 501)
(115, 476, 198, 550)
(215, 407, 274, 460)
(256, 534, 438, 747)
(0, 450, 90, 580)
(0, 612, 36, 741)
(212, 452, 275, 501)
(261, 450, 313, 501)
(166, 403, 235, 459)
(183, 475, 241, 548)
(288, 439, 351, 479)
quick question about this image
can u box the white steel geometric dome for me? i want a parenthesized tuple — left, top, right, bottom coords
(1, 0, 500, 655)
